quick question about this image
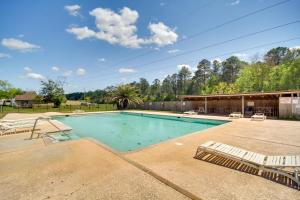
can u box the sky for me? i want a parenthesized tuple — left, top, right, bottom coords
(0, 0, 300, 93)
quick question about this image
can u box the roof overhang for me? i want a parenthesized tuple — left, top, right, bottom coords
(179, 90, 300, 100)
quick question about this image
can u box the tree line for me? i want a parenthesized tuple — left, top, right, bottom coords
(1, 46, 299, 106)
(67, 46, 300, 102)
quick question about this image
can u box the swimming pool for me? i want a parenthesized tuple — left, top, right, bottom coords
(53, 112, 228, 152)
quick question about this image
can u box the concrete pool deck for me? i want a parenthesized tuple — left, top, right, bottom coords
(0, 111, 300, 200)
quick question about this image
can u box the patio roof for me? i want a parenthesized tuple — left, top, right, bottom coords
(179, 90, 300, 99)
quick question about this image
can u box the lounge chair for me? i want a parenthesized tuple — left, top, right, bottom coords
(0, 121, 35, 136)
(183, 107, 203, 115)
(73, 109, 85, 114)
(183, 110, 198, 115)
(251, 113, 266, 120)
(194, 141, 300, 188)
(229, 112, 243, 119)
(0, 117, 48, 136)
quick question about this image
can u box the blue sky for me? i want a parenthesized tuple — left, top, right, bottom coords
(0, 0, 300, 93)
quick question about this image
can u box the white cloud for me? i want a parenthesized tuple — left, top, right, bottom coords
(76, 68, 86, 76)
(66, 26, 96, 40)
(24, 67, 32, 72)
(167, 49, 180, 54)
(233, 51, 265, 63)
(160, 2, 165, 6)
(0, 53, 10, 59)
(65, 5, 81, 16)
(118, 67, 136, 73)
(52, 66, 60, 72)
(233, 53, 249, 61)
(290, 45, 300, 50)
(22, 67, 45, 80)
(148, 22, 178, 47)
(1, 38, 40, 52)
(89, 7, 144, 48)
(67, 7, 178, 48)
(97, 57, 106, 62)
(26, 72, 45, 80)
(230, 0, 240, 6)
(177, 64, 196, 72)
(63, 70, 73, 77)
(212, 57, 223, 63)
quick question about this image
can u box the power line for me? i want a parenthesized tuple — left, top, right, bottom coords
(136, 20, 300, 68)
(77, 35, 300, 85)
(105, 0, 292, 67)
(82, 20, 300, 80)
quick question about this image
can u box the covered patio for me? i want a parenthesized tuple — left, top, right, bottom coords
(180, 90, 300, 118)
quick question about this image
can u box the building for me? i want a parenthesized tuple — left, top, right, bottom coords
(180, 90, 300, 118)
(13, 91, 38, 108)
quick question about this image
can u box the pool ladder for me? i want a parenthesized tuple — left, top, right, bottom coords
(29, 117, 67, 140)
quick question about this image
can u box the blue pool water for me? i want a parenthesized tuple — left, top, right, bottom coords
(53, 112, 228, 152)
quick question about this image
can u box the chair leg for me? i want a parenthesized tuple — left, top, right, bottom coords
(194, 147, 203, 158)
(295, 169, 299, 189)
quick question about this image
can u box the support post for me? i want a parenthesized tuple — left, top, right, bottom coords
(205, 97, 207, 114)
(180, 99, 183, 113)
(242, 96, 244, 116)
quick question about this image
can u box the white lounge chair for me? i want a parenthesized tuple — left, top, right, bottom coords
(194, 141, 300, 188)
(1, 122, 34, 136)
(229, 112, 243, 119)
(251, 113, 266, 120)
(73, 109, 85, 113)
(0, 117, 48, 136)
(183, 110, 198, 115)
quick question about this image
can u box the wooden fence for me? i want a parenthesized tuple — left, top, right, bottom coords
(128, 101, 194, 112)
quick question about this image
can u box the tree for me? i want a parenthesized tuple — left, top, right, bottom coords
(138, 78, 150, 97)
(40, 79, 65, 107)
(192, 59, 212, 94)
(150, 79, 161, 100)
(161, 75, 175, 100)
(65, 92, 84, 100)
(236, 63, 270, 92)
(211, 82, 239, 94)
(264, 47, 291, 66)
(280, 57, 300, 89)
(111, 85, 142, 109)
(221, 56, 246, 83)
(177, 66, 192, 95)
(170, 73, 178, 96)
(212, 60, 221, 78)
(0, 80, 22, 99)
(194, 59, 211, 84)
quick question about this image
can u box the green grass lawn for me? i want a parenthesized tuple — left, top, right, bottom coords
(0, 104, 116, 118)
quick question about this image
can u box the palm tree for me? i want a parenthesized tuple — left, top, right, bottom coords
(111, 85, 143, 109)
